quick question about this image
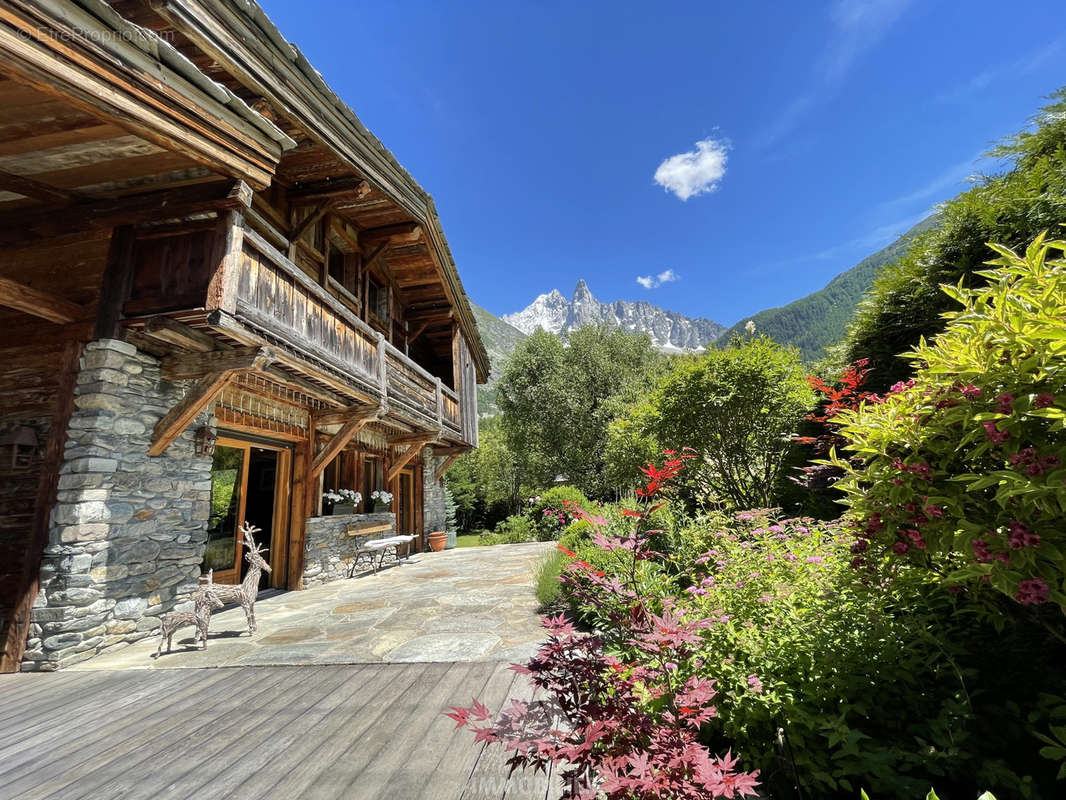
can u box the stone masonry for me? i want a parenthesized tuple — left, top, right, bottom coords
(422, 449, 447, 541)
(302, 512, 396, 587)
(21, 339, 214, 671)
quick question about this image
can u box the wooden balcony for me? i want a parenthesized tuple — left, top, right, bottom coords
(233, 228, 469, 442)
(123, 217, 474, 447)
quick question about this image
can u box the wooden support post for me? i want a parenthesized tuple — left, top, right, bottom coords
(94, 226, 136, 340)
(0, 277, 86, 325)
(376, 332, 388, 399)
(406, 320, 430, 346)
(205, 209, 245, 314)
(435, 377, 443, 426)
(434, 452, 463, 482)
(288, 436, 312, 590)
(310, 413, 378, 479)
(388, 433, 439, 482)
(149, 370, 236, 456)
(161, 346, 273, 380)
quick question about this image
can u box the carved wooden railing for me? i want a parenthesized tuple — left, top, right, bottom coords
(235, 228, 465, 440)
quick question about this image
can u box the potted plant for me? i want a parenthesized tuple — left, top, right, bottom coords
(370, 489, 393, 513)
(323, 488, 361, 516)
(427, 530, 447, 552)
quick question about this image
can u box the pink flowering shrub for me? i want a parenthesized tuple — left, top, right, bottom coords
(830, 235, 1066, 610)
(529, 486, 592, 541)
(448, 453, 762, 799)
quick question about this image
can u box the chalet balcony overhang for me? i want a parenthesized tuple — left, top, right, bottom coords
(121, 212, 471, 448)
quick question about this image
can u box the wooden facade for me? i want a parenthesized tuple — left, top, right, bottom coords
(0, 0, 487, 672)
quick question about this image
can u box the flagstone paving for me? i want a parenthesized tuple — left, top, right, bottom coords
(70, 542, 554, 670)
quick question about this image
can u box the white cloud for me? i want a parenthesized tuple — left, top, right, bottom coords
(636, 269, 679, 289)
(653, 139, 729, 201)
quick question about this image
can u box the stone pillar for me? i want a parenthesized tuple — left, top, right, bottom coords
(422, 448, 447, 544)
(21, 339, 214, 670)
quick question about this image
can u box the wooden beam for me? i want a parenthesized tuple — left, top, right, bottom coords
(389, 429, 443, 446)
(93, 226, 136, 340)
(406, 320, 430, 345)
(288, 437, 312, 590)
(433, 452, 463, 482)
(289, 177, 370, 203)
(144, 316, 218, 352)
(0, 180, 252, 247)
(149, 370, 235, 456)
(0, 276, 86, 324)
(311, 415, 374, 479)
(388, 433, 438, 482)
(361, 241, 389, 272)
(360, 222, 421, 246)
(0, 168, 79, 203)
(288, 199, 335, 242)
(161, 346, 273, 380)
(312, 402, 386, 429)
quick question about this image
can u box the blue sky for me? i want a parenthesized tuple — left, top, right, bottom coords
(260, 0, 1064, 326)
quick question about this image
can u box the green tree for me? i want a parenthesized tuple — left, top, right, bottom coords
(844, 87, 1066, 391)
(651, 336, 815, 508)
(497, 325, 660, 498)
(445, 416, 522, 531)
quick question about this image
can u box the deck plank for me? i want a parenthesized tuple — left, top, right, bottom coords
(0, 663, 559, 800)
(261, 662, 434, 800)
(63, 667, 299, 800)
(2, 670, 233, 799)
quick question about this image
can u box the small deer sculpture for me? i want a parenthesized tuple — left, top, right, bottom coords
(156, 587, 223, 656)
(203, 521, 272, 634)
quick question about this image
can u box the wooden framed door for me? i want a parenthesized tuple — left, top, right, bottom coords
(203, 437, 291, 587)
(393, 465, 422, 552)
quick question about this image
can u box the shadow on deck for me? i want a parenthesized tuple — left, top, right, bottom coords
(0, 662, 556, 799)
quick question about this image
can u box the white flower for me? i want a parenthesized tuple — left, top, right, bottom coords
(744, 320, 756, 335)
(371, 490, 394, 504)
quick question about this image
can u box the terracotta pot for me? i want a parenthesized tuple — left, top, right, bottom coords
(427, 531, 447, 552)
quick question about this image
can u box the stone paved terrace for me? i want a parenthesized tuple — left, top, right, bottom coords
(0, 543, 560, 799)
(72, 541, 552, 669)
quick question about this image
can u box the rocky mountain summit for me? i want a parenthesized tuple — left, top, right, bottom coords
(502, 279, 725, 352)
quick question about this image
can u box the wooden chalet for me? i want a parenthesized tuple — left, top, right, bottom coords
(0, 0, 488, 672)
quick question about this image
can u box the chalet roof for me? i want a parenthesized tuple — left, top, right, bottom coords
(147, 0, 490, 381)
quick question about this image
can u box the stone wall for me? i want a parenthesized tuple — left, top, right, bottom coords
(302, 512, 396, 586)
(422, 449, 448, 544)
(21, 339, 213, 671)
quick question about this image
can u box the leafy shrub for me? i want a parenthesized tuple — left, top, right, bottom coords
(529, 486, 591, 540)
(832, 235, 1066, 610)
(493, 514, 536, 544)
(449, 453, 762, 799)
(533, 549, 568, 609)
(653, 336, 815, 508)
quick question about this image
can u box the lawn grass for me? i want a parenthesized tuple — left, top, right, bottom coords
(455, 534, 481, 548)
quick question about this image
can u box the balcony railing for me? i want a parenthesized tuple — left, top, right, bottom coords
(235, 226, 466, 441)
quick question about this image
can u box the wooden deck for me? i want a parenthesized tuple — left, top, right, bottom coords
(0, 663, 556, 800)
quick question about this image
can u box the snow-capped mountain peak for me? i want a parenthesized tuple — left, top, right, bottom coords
(501, 280, 725, 352)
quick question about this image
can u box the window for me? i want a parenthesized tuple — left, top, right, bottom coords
(367, 277, 388, 322)
(362, 455, 383, 504)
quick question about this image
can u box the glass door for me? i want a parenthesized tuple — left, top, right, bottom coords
(204, 443, 246, 584)
(203, 437, 291, 586)
(395, 467, 419, 552)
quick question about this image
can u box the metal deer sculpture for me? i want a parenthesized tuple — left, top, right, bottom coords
(156, 587, 223, 656)
(204, 522, 272, 634)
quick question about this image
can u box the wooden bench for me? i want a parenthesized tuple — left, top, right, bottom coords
(344, 524, 416, 576)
